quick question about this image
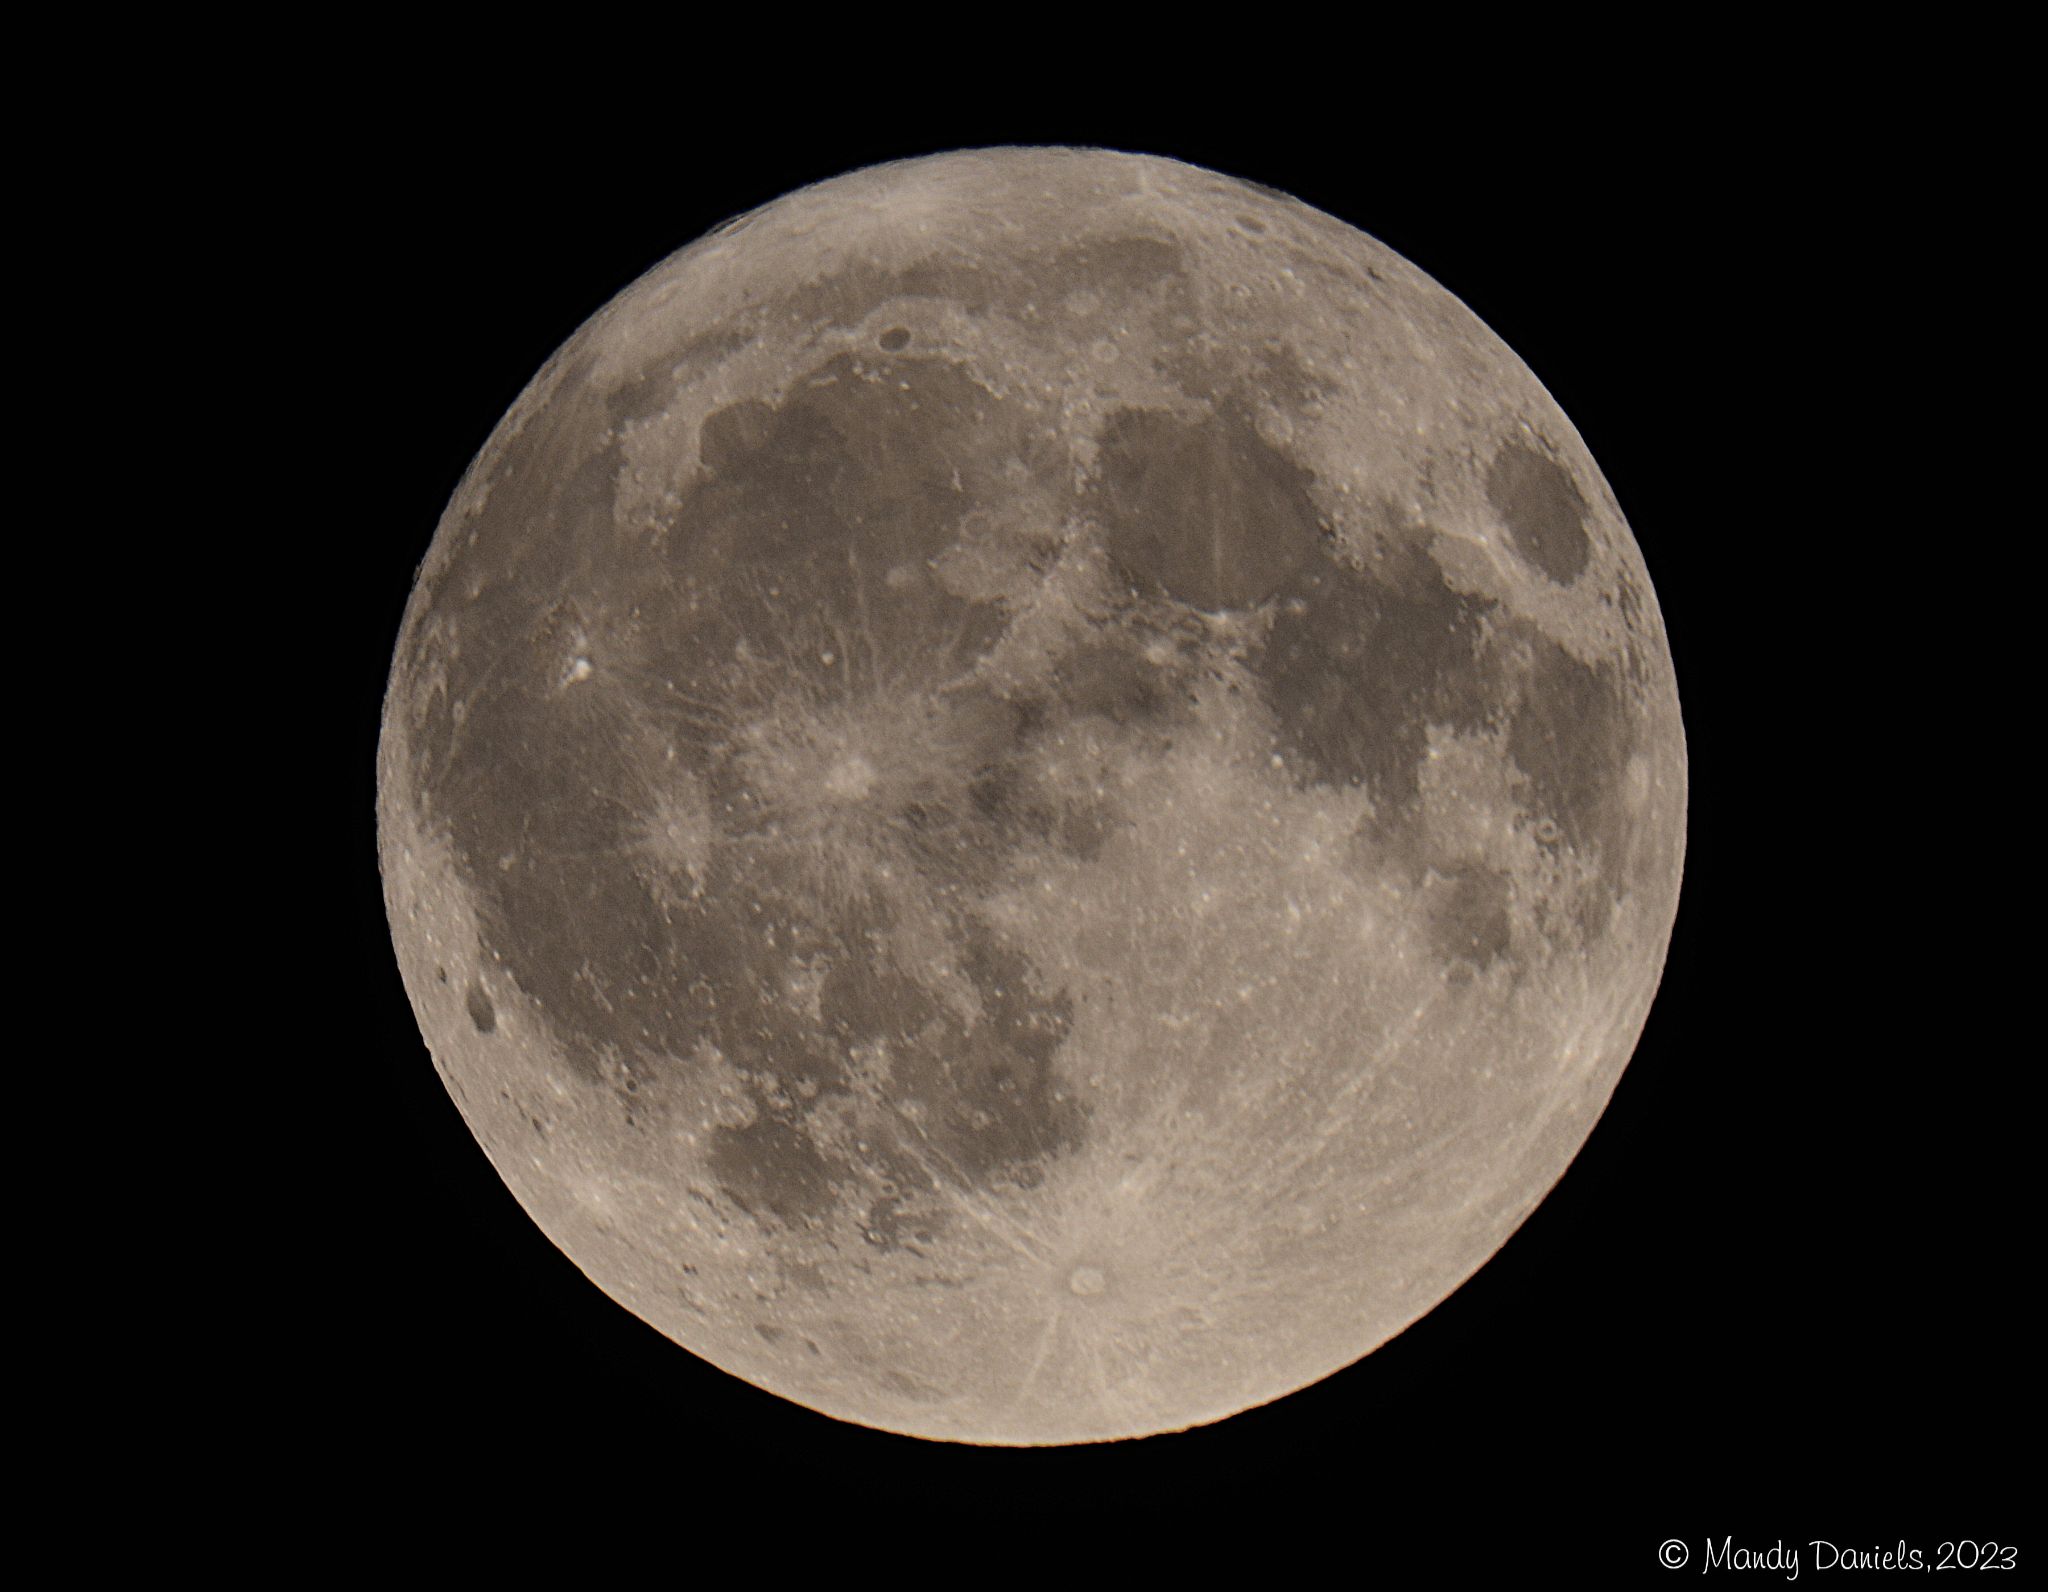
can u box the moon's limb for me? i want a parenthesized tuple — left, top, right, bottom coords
(378, 147, 1685, 1445)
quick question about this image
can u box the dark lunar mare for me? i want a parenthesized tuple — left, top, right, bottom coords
(1486, 441, 1592, 586)
(1079, 396, 1638, 921)
(1246, 520, 1636, 937)
(1088, 401, 1327, 611)
(1255, 534, 1502, 811)
(404, 340, 1108, 1228)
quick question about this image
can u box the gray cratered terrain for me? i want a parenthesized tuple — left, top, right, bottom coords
(378, 147, 1686, 1445)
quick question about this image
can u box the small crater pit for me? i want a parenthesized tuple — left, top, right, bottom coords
(823, 752, 879, 802)
(465, 981, 497, 1035)
(1068, 1265, 1107, 1297)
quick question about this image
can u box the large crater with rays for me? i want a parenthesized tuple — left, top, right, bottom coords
(378, 147, 1686, 1445)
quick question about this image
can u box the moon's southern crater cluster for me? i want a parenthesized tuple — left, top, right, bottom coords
(378, 148, 1686, 1444)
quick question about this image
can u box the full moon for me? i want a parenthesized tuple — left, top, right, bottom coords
(378, 148, 1685, 1445)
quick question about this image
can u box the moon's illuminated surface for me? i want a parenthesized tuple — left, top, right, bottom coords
(378, 148, 1685, 1445)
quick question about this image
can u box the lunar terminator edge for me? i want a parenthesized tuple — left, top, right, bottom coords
(378, 147, 1687, 1445)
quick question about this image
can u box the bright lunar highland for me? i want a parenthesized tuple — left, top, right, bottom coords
(378, 148, 1686, 1444)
